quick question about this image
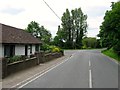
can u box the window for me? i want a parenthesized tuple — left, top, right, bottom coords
(4, 45, 15, 57)
(35, 44, 39, 52)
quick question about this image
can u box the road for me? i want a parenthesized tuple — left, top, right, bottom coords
(19, 50, 118, 88)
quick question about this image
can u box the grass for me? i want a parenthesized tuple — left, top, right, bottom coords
(63, 48, 103, 50)
(102, 48, 120, 62)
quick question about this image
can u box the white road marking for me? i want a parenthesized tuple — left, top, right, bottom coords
(101, 53, 119, 65)
(11, 53, 75, 89)
(89, 69, 92, 88)
(89, 60, 91, 67)
(89, 53, 92, 88)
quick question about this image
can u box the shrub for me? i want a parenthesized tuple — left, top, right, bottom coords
(41, 44, 50, 51)
(82, 46, 87, 49)
(7, 55, 22, 63)
(40, 44, 63, 53)
(113, 42, 120, 55)
(52, 47, 60, 53)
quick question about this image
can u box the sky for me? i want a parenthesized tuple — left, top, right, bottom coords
(0, 0, 118, 38)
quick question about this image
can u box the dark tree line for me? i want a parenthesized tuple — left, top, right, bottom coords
(98, 1, 120, 55)
(82, 37, 101, 49)
(53, 8, 88, 49)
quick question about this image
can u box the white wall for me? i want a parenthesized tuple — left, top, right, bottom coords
(0, 44, 4, 57)
(28, 45, 36, 56)
(0, 44, 2, 57)
(15, 45, 25, 56)
(2, 45, 4, 57)
(32, 45, 35, 54)
(2, 44, 38, 57)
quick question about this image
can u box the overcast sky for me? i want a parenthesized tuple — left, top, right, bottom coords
(0, 0, 118, 38)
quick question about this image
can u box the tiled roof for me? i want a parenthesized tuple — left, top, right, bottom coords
(0, 23, 42, 44)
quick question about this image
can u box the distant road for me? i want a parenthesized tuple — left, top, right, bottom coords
(19, 50, 118, 88)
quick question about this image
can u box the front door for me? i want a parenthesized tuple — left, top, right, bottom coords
(25, 45, 28, 56)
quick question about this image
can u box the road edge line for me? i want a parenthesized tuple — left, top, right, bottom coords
(11, 53, 75, 89)
(18, 57, 70, 88)
(101, 53, 119, 65)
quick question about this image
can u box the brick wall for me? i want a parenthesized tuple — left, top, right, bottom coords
(2, 52, 64, 78)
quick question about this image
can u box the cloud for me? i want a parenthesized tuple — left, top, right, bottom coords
(0, 7, 25, 15)
(0, 0, 118, 38)
(86, 6, 109, 17)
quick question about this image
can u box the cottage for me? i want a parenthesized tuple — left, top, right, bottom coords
(0, 23, 42, 58)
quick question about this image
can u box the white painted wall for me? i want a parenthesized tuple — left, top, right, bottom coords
(1, 44, 39, 57)
(0, 44, 2, 57)
(0, 44, 4, 57)
(32, 45, 35, 54)
(15, 45, 25, 56)
(28, 45, 36, 56)
(2, 45, 4, 57)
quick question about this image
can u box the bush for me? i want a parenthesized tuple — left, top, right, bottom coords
(40, 44, 64, 53)
(52, 47, 60, 53)
(41, 44, 50, 51)
(82, 46, 87, 49)
(113, 42, 120, 55)
(7, 55, 22, 63)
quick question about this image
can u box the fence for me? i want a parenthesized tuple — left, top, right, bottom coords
(1, 52, 64, 78)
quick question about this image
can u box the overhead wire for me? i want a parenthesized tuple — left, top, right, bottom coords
(42, 0, 61, 21)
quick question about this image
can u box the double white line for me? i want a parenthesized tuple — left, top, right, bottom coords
(89, 57, 92, 88)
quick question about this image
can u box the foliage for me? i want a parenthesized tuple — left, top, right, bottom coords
(53, 8, 88, 49)
(8, 55, 22, 63)
(102, 48, 120, 62)
(25, 21, 52, 44)
(98, 2, 120, 54)
(52, 47, 60, 53)
(82, 37, 101, 49)
(41, 44, 62, 53)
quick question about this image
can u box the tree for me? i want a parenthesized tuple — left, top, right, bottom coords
(54, 8, 88, 49)
(74, 8, 87, 48)
(61, 9, 73, 48)
(82, 37, 98, 49)
(25, 21, 52, 44)
(98, 1, 120, 54)
(25, 21, 40, 38)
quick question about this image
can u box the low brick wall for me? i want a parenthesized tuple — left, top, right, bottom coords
(45, 52, 63, 62)
(2, 57, 38, 78)
(7, 57, 38, 76)
(2, 52, 64, 78)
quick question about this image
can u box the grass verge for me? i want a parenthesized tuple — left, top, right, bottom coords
(102, 48, 120, 62)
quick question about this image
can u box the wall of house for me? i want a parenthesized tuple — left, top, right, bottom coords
(0, 24, 3, 58)
(6, 44, 38, 56)
(15, 45, 25, 56)
(15, 44, 37, 56)
(0, 44, 4, 57)
(32, 45, 35, 54)
(0, 44, 2, 57)
(28, 45, 36, 56)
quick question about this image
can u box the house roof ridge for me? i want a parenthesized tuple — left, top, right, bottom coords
(1, 23, 42, 44)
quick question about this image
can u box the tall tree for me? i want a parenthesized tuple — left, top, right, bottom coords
(98, 1, 120, 54)
(25, 21, 52, 44)
(61, 9, 73, 48)
(55, 8, 88, 49)
(25, 21, 40, 38)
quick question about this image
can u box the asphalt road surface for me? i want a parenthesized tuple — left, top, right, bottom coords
(19, 50, 118, 88)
